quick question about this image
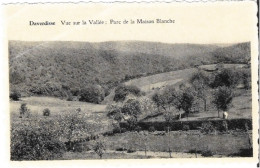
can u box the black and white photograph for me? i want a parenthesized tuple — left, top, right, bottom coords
(1, 1, 258, 167)
(9, 40, 253, 160)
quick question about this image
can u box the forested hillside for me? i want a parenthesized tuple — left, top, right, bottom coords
(9, 41, 250, 99)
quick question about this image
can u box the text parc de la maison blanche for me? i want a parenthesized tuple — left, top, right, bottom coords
(29, 19, 175, 26)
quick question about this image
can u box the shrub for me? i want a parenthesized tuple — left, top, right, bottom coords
(93, 140, 106, 159)
(135, 126, 142, 132)
(79, 84, 105, 104)
(220, 120, 228, 132)
(182, 125, 190, 131)
(11, 121, 65, 160)
(66, 93, 73, 101)
(127, 149, 136, 153)
(188, 149, 202, 154)
(19, 103, 31, 118)
(43, 108, 51, 116)
(122, 99, 142, 118)
(201, 150, 214, 157)
(116, 147, 127, 151)
(114, 84, 141, 102)
(10, 90, 21, 101)
(148, 126, 156, 132)
(200, 122, 216, 134)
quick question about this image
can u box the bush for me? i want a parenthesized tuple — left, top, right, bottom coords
(116, 147, 127, 151)
(148, 126, 156, 132)
(93, 140, 106, 159)
(127, 149, 136, 153)
(220, 120, 228, 132)
(119, 119, 252, 132)
(43, 108, 51, 116)
(200, 122, 216, 134)
(211, 68, 237, 88)
(19, 103, 31, 118)
(135, 126, 142, 132)
(10, 90, 21, 101)
(114, 84, 141, 102)
(182, 125, 190, 131)
(201, 150, 214, 157)
(79, 84, 105, 104)
(188, 149, 202, 154)
(11, 121, 65, 160)
(66, 93, 73, 101)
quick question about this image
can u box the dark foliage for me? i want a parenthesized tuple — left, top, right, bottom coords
(229, 148, 253, 157)
(19, 103, 30, 118)
(79, 85, 105, 104)
(182, 125, 190, 131)
(11, 122, 65, 160)
(121, 99, 142, 118)
(201, 150, 214, 157)
(9, 41, 250, 98)
(211, 69, 237, 88)
(10, 90, 21, 101)
(43, 108, 50, 116)
(148, 126, 156, 132)
(200, 122, 216, 134)
(212, 86, 233, 113)
(119, 119, 252, 132)
(127, 149, 136, 153)
(116, 147, 127, 151)
(114, 84, 141, 102)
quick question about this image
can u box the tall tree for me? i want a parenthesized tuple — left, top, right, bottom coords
(189, 71, 210, 111)
(212, 86, 233, 118)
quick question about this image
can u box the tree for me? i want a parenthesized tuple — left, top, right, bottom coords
(121, 99, 142, 130)
(58, 108, 90, 150)
(212, 68, 237, 88)
(212, 86, 233, 118)
(19, 103, 31, 118)
(240, 69, 251, 90)
(93, 139, 106, 159)
(114, 84, 141, 102)
(121, 99, 142, 119)
(151, 92, 167, 112)
(106, 104, 124, 133)
(79, 84, 104, 104)
(189, 71, 210, 111)
(171, 86, 196, 119)
(11, 119, 65, 160)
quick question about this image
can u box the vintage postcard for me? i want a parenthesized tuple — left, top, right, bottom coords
(1, 0, 259, 167)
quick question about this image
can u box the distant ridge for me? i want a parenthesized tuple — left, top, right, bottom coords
(9, 40, 250, 97)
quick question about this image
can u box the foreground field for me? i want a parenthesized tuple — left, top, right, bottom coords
(10, 96, 253, 159)
(60, 130, 252, 159)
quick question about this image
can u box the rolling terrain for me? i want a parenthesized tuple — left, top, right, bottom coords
(9, 41, 250, 97)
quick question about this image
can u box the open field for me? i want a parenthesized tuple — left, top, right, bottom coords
(10, 96, 106, 115)
(124, 68, 195, 93)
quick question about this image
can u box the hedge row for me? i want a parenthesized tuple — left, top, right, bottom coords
(119, 118, 252, 131)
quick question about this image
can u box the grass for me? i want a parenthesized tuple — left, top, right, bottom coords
(10, 96, 112, 136)
(124, 68, 195, 94)
(101, 131, 252, 156)
(59, 130, 252, 159)
(10, 96, 106, 115)
(10, 95, 252, 159)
